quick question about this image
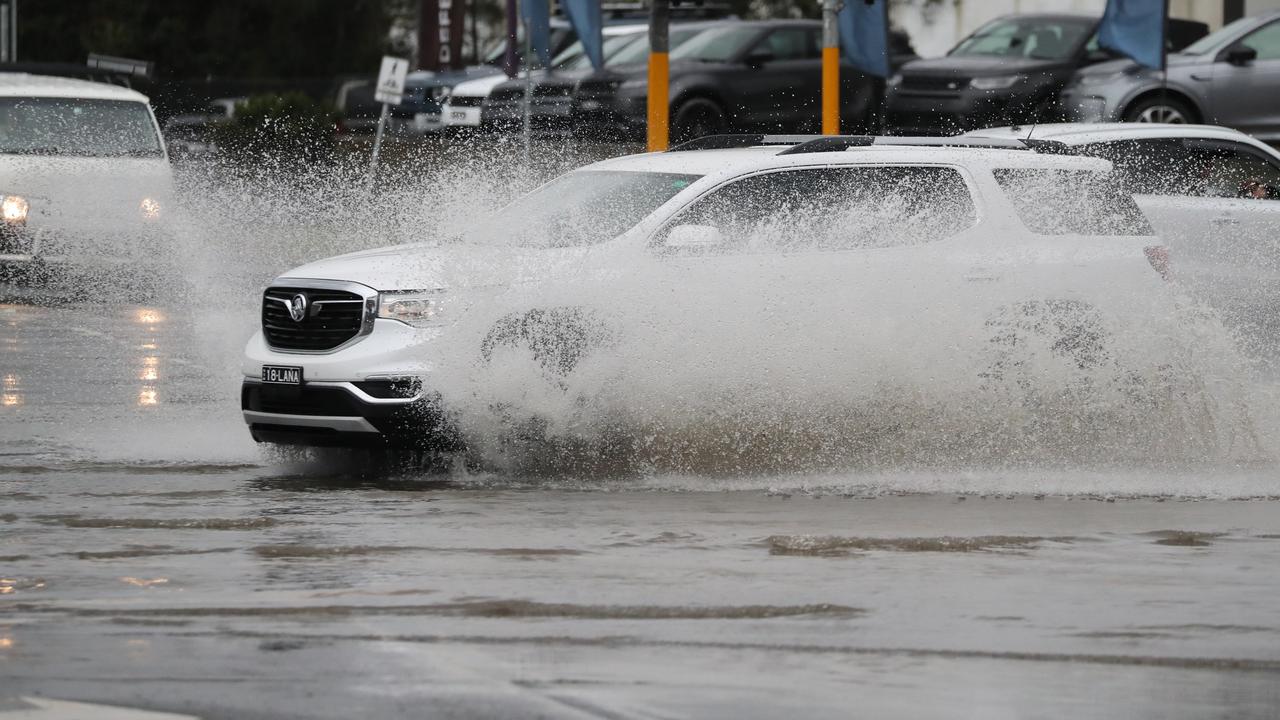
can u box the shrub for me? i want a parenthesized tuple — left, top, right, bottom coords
(213, 92, 337, 169)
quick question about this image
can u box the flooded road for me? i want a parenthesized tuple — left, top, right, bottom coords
(4, 298, 1280, 719)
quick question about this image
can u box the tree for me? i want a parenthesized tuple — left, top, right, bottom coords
(19, 0, 393, 79)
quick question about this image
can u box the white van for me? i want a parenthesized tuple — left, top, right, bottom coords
(0, 73, 174, 283)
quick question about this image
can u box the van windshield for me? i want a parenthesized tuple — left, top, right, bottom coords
(0, 97, 164, 158)
(476, 170, 701, 247)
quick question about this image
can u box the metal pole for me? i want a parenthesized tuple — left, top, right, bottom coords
(1, 5, 9, 64)
(821, 0, 839, 135)
(522, 16, 532, 166)
(367, 101, 390, 191)
(10, 0, 14, 63)
(646, 0, 669, 151)
(503, 0, 518, 77)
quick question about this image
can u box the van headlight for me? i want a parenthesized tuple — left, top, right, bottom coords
(2, 195, 29, 225)
(378, 290, 451, 327)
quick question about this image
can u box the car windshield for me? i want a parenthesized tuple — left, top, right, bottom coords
(670, 24, 762, 62)
(951, 17, 1094, 60)
(476, 170, 701, 247)
(606, 25, 707, 66)
(555, 32, 643, 70)
(1180, 16, 1253, 55)
(0, 97, 163, 157)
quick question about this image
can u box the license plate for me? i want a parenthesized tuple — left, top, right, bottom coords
(451, 110, 467, 120)
(261, 365, 302, 385)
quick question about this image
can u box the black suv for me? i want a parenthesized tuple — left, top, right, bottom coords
(571, 20, 915, 142)
(884, 13, 1208, 136)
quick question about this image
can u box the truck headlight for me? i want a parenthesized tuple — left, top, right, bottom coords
(2, 195, 28, 225)
(378, 290, 450, 328)
(970, 74, 1025, 90)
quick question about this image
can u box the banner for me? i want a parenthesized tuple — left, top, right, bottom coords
(418, 0, 467, 71)
(837, 0, 890, 78)
(1098, 0, 1169, 70)
(520, 0, 552, 68)
(563, 0, 604, 70)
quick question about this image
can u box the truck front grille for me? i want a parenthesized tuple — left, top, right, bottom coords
(262, 286, 367, 352)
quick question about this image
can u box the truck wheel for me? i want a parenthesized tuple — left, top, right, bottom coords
(481, 308, 610, 381)
(672, 98, 727, 143)
(980, 299, 1113, 393)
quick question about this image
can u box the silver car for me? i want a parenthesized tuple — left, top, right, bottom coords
(1059, 11, 1280, 141)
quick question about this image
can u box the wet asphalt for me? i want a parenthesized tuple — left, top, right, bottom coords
(1, 296, 1279, 718)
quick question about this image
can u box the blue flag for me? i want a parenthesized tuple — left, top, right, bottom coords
(562, 0, 604, 71)
(519, 0, 552, 68)
(1098, 0, 1168, 70)
(838, 0, 890, 78)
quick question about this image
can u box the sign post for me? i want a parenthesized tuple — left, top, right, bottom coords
(368, 55, 409, 190)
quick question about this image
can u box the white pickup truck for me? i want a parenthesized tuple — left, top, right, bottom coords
(242, 135, 1188, 452)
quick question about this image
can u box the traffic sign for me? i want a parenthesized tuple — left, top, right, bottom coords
(375, 56, 409, 105)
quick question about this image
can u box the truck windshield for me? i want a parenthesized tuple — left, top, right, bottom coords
(478, 170, 701, 247)
(0, 97, 164, 158)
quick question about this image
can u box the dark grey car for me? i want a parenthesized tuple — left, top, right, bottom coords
(1060, 11, 1280, 140)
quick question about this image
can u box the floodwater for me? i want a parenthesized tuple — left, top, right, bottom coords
(3, 298, 1280, 719)
(3, 148, 1280, 718)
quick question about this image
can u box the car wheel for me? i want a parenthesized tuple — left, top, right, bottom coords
(1123, 96, 1195, 124)
(671, 98, 727, 144)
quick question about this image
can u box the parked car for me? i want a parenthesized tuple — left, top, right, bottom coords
(447, 23, 649, 134)
(241, 135, 1182, 451)
(568, 20, 914, 142)
(481, 23, 662, 134)
(162, 97, 242, 158)
(964, 122, 1280, 348)
(0, 73, 174, 287)
(885, 14, 1208, 136)
(1059, 11, 1280, 139)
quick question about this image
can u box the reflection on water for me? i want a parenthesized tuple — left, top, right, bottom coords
(2, 372, 19, 407)
(135, 306, 162, 407)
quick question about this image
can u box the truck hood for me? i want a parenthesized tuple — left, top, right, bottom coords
(277, 242, 592, 292)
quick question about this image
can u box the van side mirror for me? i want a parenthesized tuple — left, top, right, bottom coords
(665, 224, 726, 250)
(745, 51, 775, 68)
(1225, 43, 1257, 65)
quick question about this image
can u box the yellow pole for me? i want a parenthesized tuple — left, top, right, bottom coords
(822, 47, 839, 135)
(822, 0, 839, 135)
(647, 0, 670, 151)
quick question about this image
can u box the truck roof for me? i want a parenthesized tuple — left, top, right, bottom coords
(586, 138, 1113, 179)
